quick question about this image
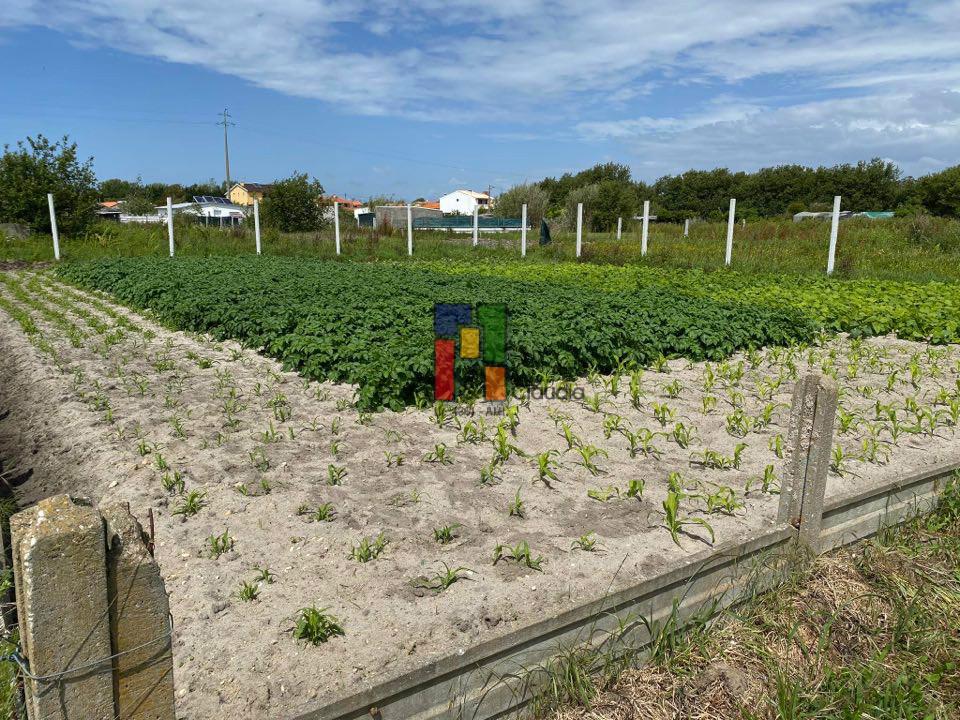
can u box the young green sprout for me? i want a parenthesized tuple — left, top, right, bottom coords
(327, 464, 347, 485)
(423, 443, 453, 464)
(571, 533, 600, 552)
(292, 606, 345, 645)
(587, 485, 618, 502)
(492, 540, 544, 571)
(206, 529, 234, 558)
(173, 490, 206, 517)
(238, 580, 260, 602)
(662, 490, 715, 547)
(508, 488, 526, 518)
(625, 478, 645, 500)
(575, 444, 608, 475)
(349, 532, 388, 563)
(534, 450, 561, 487)
(433, 523, 461, 544)
(412, 562, 473, 593)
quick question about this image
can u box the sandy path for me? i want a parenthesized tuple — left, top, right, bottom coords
(0, 268, 958, 717)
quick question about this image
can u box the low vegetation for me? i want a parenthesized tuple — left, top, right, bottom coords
(535, 478, 960, 719)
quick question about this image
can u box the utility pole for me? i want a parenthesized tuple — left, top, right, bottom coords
(218, 109, 235, 193)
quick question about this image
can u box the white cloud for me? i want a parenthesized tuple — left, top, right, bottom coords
(581, 90, 960, 178)
(2, 0, 959, 174)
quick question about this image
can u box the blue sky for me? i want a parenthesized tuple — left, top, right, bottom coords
(1, 1, 958, 200)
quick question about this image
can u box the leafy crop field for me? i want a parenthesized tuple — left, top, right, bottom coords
(1, 265, 960, 717)
(57, 256, 960, 410)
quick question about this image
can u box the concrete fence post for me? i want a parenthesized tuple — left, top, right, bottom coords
(47, 194, 61, 261)
(779, 374, 839, 549)
(11, 496, 115, 719)
(333, 201, 341, 256)
(683, 218, 690, 237)
(520, 204, 527, 258)
(616, 216, 622, 240)
(9, 496, 176, 720)
(826, 195, 841, 274)
(575, 203, 583, 258)
(641, 200, 650, 256)
(406, 204, 413, 256)
(253, 199, 262, 255)
(101, 502, 175, 720)
(166, 198, 175, 258)
(472, 207, 479, 247)
(724, 198, 736, 266)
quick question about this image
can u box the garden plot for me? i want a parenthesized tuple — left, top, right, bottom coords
(0, 268, 959, 719)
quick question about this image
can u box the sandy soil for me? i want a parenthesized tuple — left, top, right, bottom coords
(0, 269, 958, 718)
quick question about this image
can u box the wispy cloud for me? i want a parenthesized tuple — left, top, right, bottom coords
(2, 0, 959, 175)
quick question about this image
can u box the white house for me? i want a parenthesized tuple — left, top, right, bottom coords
(157, 196, 247, 224)
(439, 190, 493, 215)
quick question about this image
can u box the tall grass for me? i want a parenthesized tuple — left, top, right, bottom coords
(3, 214, 960, 283)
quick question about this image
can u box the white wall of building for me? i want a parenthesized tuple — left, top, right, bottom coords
(439, 190, 491, 215)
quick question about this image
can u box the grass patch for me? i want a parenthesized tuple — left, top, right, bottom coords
(5, 215, 960, 283)
(537, 478, 960, 719)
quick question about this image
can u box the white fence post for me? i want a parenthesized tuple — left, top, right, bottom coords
(47, 193, 60, 261)
(253, 199, 261, 255)
(472, 207, 479, 247)
(576, 203, 583, 257)
(641, 200, 650, 256)
(334, 201, 341, 256)
(827, 195, 841, 274)
(616, 216, 622, 240)
(407, 203, 413, 256)
(521, 203, 527, 258)
(166, 197, 175, 258)
(684, 218, 690, 237)
(724, 198, 736, 266)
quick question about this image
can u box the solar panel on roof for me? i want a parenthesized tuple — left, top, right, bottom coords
(192, 195, 230, 204)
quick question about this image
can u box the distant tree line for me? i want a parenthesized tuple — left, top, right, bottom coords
(522, 160, 960, 231)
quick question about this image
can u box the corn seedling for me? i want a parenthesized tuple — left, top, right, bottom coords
(671, 422, 696, 449)
(160, 471, 185, 495)
(350, 532, 388, 563)
(433, 523, 461, 544)
(327, 464, 347, 485)
(663, 379, 683, 398)
(492, 540, 543, 571)
(587, 485, 618, 502)
(830, 445, 849, 476)
(508, 488, 526, 518)
(207, 529, 234, 558)
(769, 434, 785, 459)
(575, 444, 608, 475)
(746, 464, 780, 495)
(412, 562, 473, 593)
(625, 478, 645, 499)
(571, 533, 600, 552)
(384, 451, 405, 467)
(249, 448, 270, 472)
(701, 395, 718, 414)
(534, 450, 561, 486)
(238, 581, 260, 602)
(652, 402, 675, 427)
(292, 606, 345, 645)
(725, 409, 754, 437)
(254, 566, 275, 584)
(559, 422, 582, 450)
(662, 491, 715, 546)
(423, 443, 453, 464)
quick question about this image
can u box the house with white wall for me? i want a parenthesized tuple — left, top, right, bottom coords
(439, 190, 493, 215)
